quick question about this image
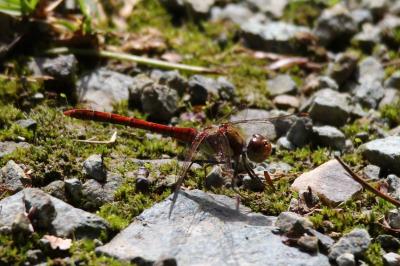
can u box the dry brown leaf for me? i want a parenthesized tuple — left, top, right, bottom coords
(43, 235, 72, 250)
(121, 28, 167, 54)
(161, 52, 182, 63)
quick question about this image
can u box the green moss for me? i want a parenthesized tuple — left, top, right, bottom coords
(283, 1, 325, 27)
(364, 243, 384, 266)
(70, 239, 131, 266)
(0, 104, 23, 128)
(0, 233, 40, 265)
(380, 100, 400, 128)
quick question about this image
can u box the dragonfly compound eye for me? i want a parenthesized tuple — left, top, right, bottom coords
(246, 134, 272, 163)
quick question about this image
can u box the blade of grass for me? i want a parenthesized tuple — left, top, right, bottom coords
(46, 47, 223, 74)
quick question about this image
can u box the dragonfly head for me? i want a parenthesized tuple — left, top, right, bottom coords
(246, 134, 272, 163)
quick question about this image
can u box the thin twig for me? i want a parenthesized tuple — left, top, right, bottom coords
(45, 47, 223, 74)
(335, 156, 400, 207)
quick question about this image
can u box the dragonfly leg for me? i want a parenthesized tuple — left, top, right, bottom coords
(241, 154, 265, 192)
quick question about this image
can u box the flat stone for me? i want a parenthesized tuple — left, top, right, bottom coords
(267, 74, 297, 96)
(291, 160, 362, 206)
(77, 68, 135, 112)
(81, 172, 123, 210)
(211, 4, 255, 25)
(0, 141, 30, 158)
(96, 190, 330, 266)
(328, 228, 370, 261)
(273, 95, 300, 110)
(312, 125, 346, 150)
(0, 160, 30, 192)
(83, 154, 107, 182)
(0, 188, 109, 238)
(362, 164, 381, 180)
(306, 89, 352, 127)
(275, 211, 313, 235)
(247, 0, 288, 18)
(382, 252, 400, 266)
(15, 119, 37, 130)
(241, 21, 311, 54)
(286, 117, 313, 147)
(356, 56, 385, 84)
(352, 80, 384, 109)
(42, 180, 66, 201)
(161, 0, 216, 17)
(359, 136, 400, 175)
(313, 4, 357, 49)
(336, 253, 355, 266)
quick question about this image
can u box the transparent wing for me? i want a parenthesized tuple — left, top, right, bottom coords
(215, 131, 234, 184)
(169, 131, 209, 218)
(230, 113, 301, 125)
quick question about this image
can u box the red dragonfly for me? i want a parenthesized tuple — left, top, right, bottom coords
(64, 109, 298, 216)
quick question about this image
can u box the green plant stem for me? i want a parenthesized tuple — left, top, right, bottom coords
(45, 47, 222, 74)
(335, 156, 400, 207)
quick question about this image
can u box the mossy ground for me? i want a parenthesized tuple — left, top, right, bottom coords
(1, 0, 399, 264)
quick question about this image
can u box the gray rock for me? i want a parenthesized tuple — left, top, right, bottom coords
(362, 164, 380, 180)
(205, 165, 228, 189)
(351, 9, 373, 27)
(362, 0, 388, 19)
(327, 52, 359, 85)
(29, 55, 77, 84)
(387, 174, 400, 200)
(15, 119, 37, 130)
(247, 0, 288, 18)
(312, 125, 346, 150)
(150, 70, 187, 96)
(266, 162, 292, 174)
(216, 77, 236, 101)
(96, 190, 330, 265)
(65, 178, 82, 203)
(306, 89, 352, 127)
(306, 228, 335, 252)
(141, 83, 179, 122)
(0, 141, 30, 158)
(81, 172, 123, 209)
(387, 209, 400, 229)
(0, 160, 30, 192)
(359, 136, 400, 175)
(376, 234, 400, 251)
(384, 70, 400, 89)
(275, 211, 313, 235)
(352, 24, 381, 51)
(353, 80, 384, 109)
(187, 75, 218, 105)
(313, 4, 357, 48)
(42, 180, 66, 201)
(357, 56, 385, 84)
(211, 4, 255, 25)
(230, 109, 278, 142)
(302, 75, 339, 95)
(0, 188, 109, 238)
(83, 154, 107, 182)
(328, 228, 370, 261)
(379, 89, 399, 109)
(11, 212, 34, 236)
(291, 159, 362, 206)
(161, 0, 216, 17)
(383, 252, 400, 266)
(241, 21, 311, 54)
(267, 74, 297, 96)
(286, 117, 313, 147)
(128, 74, 154, 109)
(26, 249, 44, 264)
(276, 136, 295, 150)
(297, 235, 319, 253)
(77, 68, 134, 112)
(336, 253, 355, 266)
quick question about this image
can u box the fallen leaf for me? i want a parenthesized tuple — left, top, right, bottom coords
(161, 52, 182, 63)
(43, 235, 72, 250)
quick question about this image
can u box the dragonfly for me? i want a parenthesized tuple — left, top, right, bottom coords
(63, 109, 299, 216)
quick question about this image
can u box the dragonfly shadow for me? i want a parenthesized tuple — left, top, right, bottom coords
(177, 190, 275, 227)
